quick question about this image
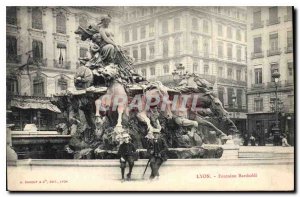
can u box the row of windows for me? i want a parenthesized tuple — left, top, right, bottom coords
(6, 7, 89, 35)
(253, 31, 293, 54)
(217, 42, 244, 61)
(252, 95, 293, 112)
(6, 35, 88, 69)
(252, 7, 292, 27)
(254, 62, 293, 84)
(218, 88, 244, 108)
(7, 76, 68, 97)
(217, 24, 244, 42)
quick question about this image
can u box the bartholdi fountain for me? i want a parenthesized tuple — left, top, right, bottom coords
(51, 15, 238, 159)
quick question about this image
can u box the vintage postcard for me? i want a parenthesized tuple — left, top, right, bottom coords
(6, 6, 294, 191)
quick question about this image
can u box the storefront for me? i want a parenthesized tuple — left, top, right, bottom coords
(247, 112, 294, 146)
(7, 96, 61, 131)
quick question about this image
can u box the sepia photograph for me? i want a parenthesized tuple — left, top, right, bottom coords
(6, 5, 295, 191)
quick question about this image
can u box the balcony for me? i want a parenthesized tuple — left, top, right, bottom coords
(266, 17, 280, 26)
(218, 77, 246, 86)
(267, 81, 282, 88)
(251, 21, 264, 30)
(284, 79, 294, 87)
(33, 58, 47, 67)
(251, 83, 265, 89)
(53, 60, 71, 70)
(7, 54, 22, 64)
(251, 52, 264, 59)
(267, 48, 281, 57)
(285, 46, 293, 53)
(284, 15, 292, 22)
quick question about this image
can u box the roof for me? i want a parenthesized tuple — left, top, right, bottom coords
(10, 96, 61, 113)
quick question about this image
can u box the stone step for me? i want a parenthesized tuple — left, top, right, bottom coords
(238, 146, 294, 159)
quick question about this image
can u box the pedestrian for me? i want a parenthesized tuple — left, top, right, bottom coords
(281, 134, 291, 147)
(147, 130, 168, 180)
(117, 133, 137, 181)
(250, 134, 256, 146)
(243, 133, 249, 146)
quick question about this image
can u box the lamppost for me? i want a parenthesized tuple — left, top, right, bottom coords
(272, 70, 281, 146)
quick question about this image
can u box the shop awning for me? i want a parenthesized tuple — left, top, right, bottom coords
(10, 97, 61, 113)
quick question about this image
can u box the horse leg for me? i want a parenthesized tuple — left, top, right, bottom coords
(116, 105, 123, 127)
(136, 111, 160, 134)
(195, 115, 227, 137)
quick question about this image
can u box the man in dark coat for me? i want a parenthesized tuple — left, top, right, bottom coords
(118, 133, 136, 181)
(147, 130, 168, 180)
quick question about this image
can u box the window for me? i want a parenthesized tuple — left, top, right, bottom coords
(203, 39, 209, 56)
(124, 30, 130, 43)
(7, 78, 18, 95)
(218, 67, 223, 77)
(287, 7, 292, 20)
(150, 67, 156, 76)
(269, 33, 278, 51)
(227, 27, 232, 39)
(270, 63, 279, 82)
(204, 63, 209, 75)
(57, 77, 68, 92)
(287, 31, 293, 48)
(56, 43, 66, 67)
(79, 47, 88, 58)
(174, 18, 180, 31)
(218, 41, 223, 58)
(254, 37, 262, 53)
(32, 8, 43, 30)
(149, 23, 154, 37)
(254, 68, 262, 84)
(132, 27, 137, 41)
(32, 40, 43, 61)
(253, 8, 261, 25)
(192, 39, 198, 55)
(7, 7, 17, 25)
(254, 99, 263, 112)
(203, 20, 208, 33)
(218, 24, 223, 37)
(132, 49, 138, 61)
(269, 7, 278, 24)
(163, 40, 168, 58)
(236, 46, 242, 62)
(218, 87, 224, 105)
(237, 89, 243, 109)
(33, 76, 44, 96)
(141, 68, 147, 77)
(193, 62, 199, 72)
(141, 47, 146, 61)
(227, 43, 232, 60)
(56, 12, 66, 34)
(140, 26, 146, 39)
(288, 62, 293, 76)
(162, 20, 168, 34)
(79, 15, 88, 29)
(236, 29, 241, 41)
(6, 36, 17, 62)
(227, 88, 234, 107)
(227, 68, 233, 79)
(192, 18, 198, 31)
(174, 38, 180, 55)
(163, 65, 169, 74)
(236, 70, 241, 81)
(149, 45, 155, 59)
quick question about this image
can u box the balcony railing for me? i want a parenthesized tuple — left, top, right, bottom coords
(267, 48, 281, 57)
(251, 21, 264, 30)
(53, 60, 71, 70)
(285, 46, 293, 53)
(267, 17, 280, 26)
(33, 58, 47, 67)
(251, 52, 264, 59)
(284, 15, 292, 22)
(218, 77, 246, 86)
(7, 54, 22, 64)
(250, 80, 293, 91)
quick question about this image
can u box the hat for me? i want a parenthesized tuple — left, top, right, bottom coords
(122, 133, 130, 138)
(97, 15, 112, 25)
